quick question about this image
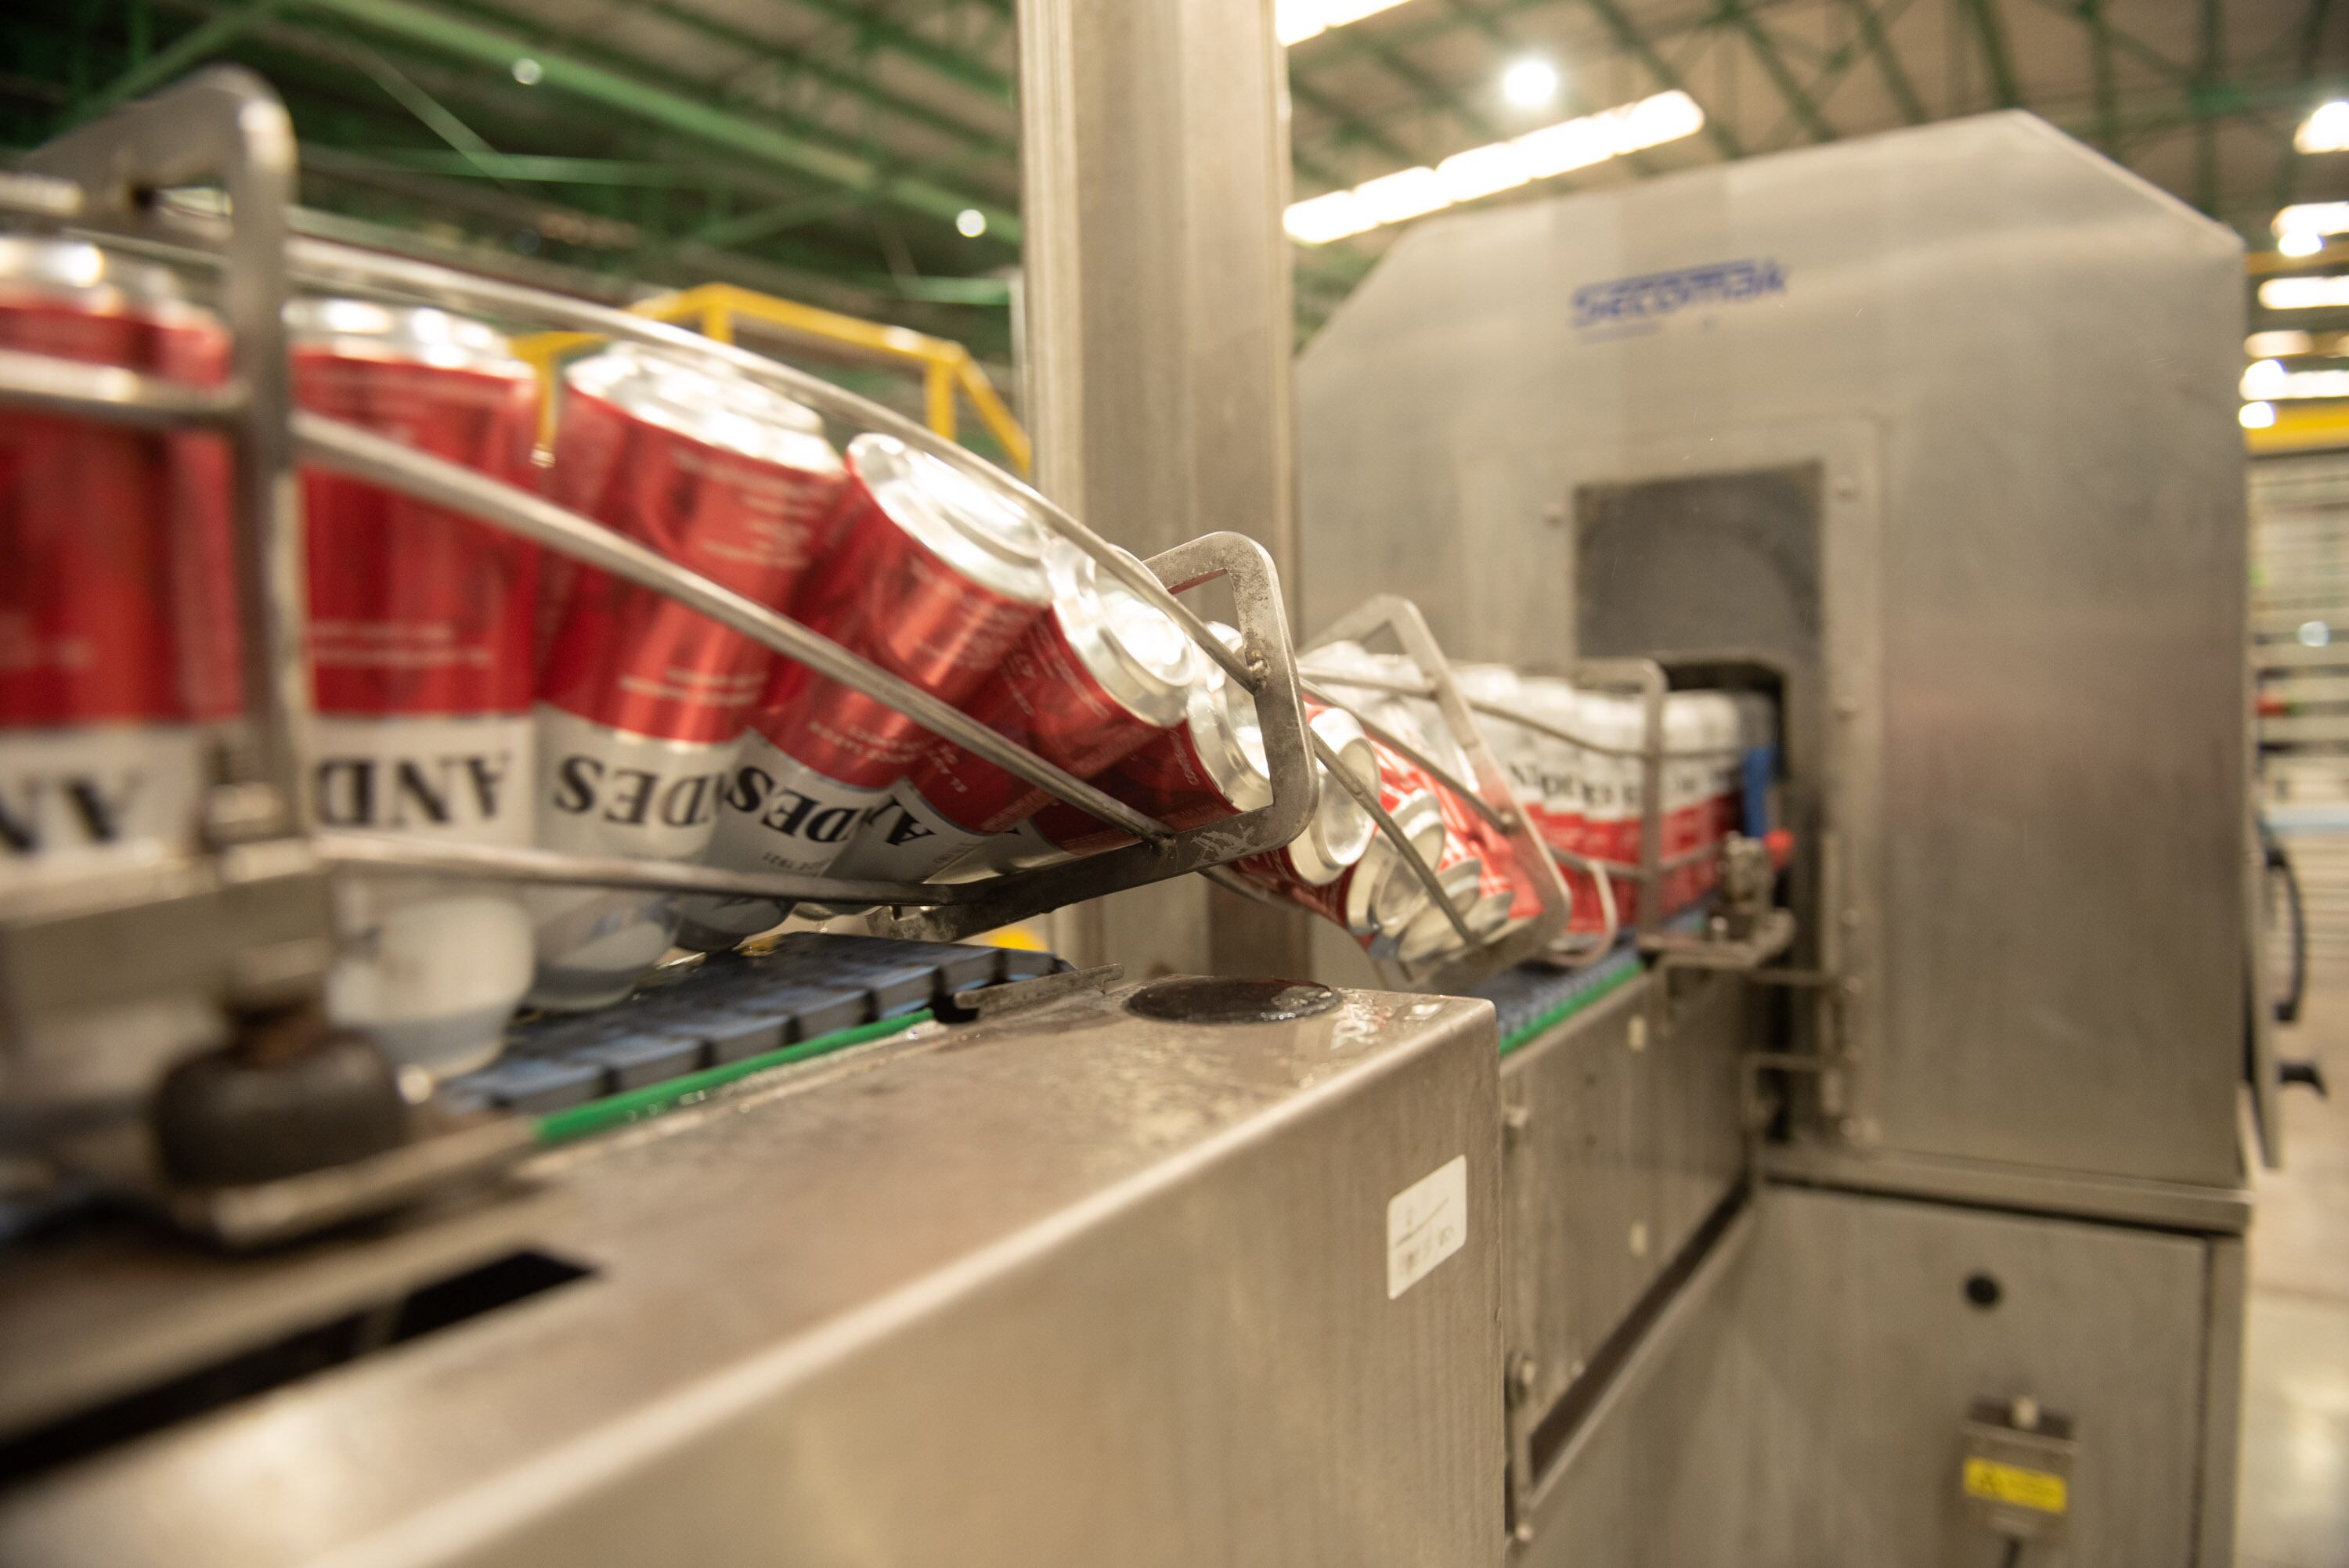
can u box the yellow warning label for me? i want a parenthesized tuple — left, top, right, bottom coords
(1963, 1458, 2069, 1515)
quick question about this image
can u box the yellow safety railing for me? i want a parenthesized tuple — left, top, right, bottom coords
(511, 282, 1030, 475)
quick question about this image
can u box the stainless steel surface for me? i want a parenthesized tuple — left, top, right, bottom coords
(1519, 1184, 2236, 1567)
(1016, 0, 1304, 981)
(1297, 112, 2247, 1191)
(1499, 969, 1752, 1437)
(0, 983, 1504, 1566)
(1764, 1140, 2255, 1235)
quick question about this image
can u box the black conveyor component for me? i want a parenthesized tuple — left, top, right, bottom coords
(453, 938, 1066, 1108)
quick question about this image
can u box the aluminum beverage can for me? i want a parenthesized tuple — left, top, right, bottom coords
(284, 299, 550, 1070)
(824, 541, 1200, 886)
(531, 345, 845, 1007)
(1576, 690, 1646, 925)
(675, 434, 1055, 947)
(1019, 619, 1271, 859)
(0, 238, 234, 876)
(1242, 734, 1445, 950)
(1392, 780, 1502, 965)
(1230, 702, 1378, 892)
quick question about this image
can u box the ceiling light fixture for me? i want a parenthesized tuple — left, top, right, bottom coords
(2275, 201, 2349, 237)
(1284, 88, 1705, 244)
(2259, 276, 2349, 311)
(2248, 330, 2316, 357)
(1502, 58, 1560, 110)
(2241, 401, 2278, 430)
(511, 56, 543, 85)
(2279, 230, 2326, 258)
(2297, 100, 2349, 154)
(955, 208, 987, 238)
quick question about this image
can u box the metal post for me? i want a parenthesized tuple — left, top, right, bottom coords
(1017, 0, 1309, 978)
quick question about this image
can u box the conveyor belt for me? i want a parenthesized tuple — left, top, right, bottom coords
(452, 936, 1067, 1114)
(1471, 947, 1647, 1057)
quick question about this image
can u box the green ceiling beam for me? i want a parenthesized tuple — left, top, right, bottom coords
(334, 147, 698, 182)
(283, 0, 1021, 240)
(1961, 0, 2023, 108)
(626, 0, 1013, 160)
(1579, 0, 1746, 157)
(767, 0, 1010, 103)
(59, 0, 286, 128)
(2031, 0, 2190, 85)
(2193, 0, 2223, 215)
(1721, 1, 1838, 142)
(2077, 0, 2120, 151)
(1835, 0, 1927, 124)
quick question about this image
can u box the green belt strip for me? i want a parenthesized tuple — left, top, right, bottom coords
(534, 1009, 935, 1147)
(1496, 961, 1642, 1058)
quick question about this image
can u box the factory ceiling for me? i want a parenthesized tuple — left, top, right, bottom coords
(1, 0, 2344, 357)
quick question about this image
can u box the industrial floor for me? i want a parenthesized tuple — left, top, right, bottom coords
(2239, 980, 2349, 1568)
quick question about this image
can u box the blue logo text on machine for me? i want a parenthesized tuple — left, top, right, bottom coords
(1572, 258, 1788, 332)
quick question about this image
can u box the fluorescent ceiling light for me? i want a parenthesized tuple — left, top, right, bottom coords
(2242, 359, 2288, 398)
(2280, 230, 2326, 258)
(2249, 367, 2349, 400)
(2260, 276, 2349, 311)
(1284, 89, 1705, 243)
(2275, 201, 2349, 237)
(2298, 100, 2349, 154)
(1277, 0, 1411, 46)
(1436, 142, 1535, 203)
(1503, 58, 1560, 110)
(2242, 401, 2278, 429)
(955, 207, 987, 237)
(2249, 330, 2316, 357)
(1284, 189, 1372, 245)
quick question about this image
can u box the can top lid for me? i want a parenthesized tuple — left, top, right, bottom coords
(568, 343, 839, 476)
(1454, 663, 1525, 704)
(1179, 621, 1272, 813)
(847, 432, 1052, 606)
(1290, 705, 1377, 882)
(1045, 542, 1199, 728)
(0, 236, 202, 318)
(290, 297, 534, 380)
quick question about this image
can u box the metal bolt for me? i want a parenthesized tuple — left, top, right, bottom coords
(1511, 1354, 1540, 1394)
(1502, 1103, 1532, 1141)
(1514, 1521, 1536, 1545)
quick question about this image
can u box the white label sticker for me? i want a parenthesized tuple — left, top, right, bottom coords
(1387, 1155, 1468, 1299)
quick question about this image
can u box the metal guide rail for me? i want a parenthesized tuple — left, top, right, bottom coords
(1207, 594, 1579, 993)
(0, 73, 1315, 996)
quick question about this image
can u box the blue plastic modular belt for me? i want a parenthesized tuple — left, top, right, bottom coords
(448, 936, 1067, 1115)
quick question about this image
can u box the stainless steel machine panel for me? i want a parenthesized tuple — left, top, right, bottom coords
(1521, 1184, 2239, 1568)
(1500, 971, 1751, 1429)
(1296, 112, 2247, 1191)
(0, 985, 1503, 1567)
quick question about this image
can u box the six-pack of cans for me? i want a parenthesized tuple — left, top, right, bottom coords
(0, 236, 1777, 1080)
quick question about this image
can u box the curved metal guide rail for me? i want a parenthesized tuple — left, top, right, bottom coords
(1232, 594, 1579, 994)
(0, 69, 1318, 965)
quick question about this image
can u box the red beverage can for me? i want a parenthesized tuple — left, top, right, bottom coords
(677, 434, 1056, 947)
(286, 299, 547, 1071)
(0, 237, 233, 874)
(821, 542, 1200, 887)
(530, 344, 846, 1007)
(1020, 621, 1271, 859)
